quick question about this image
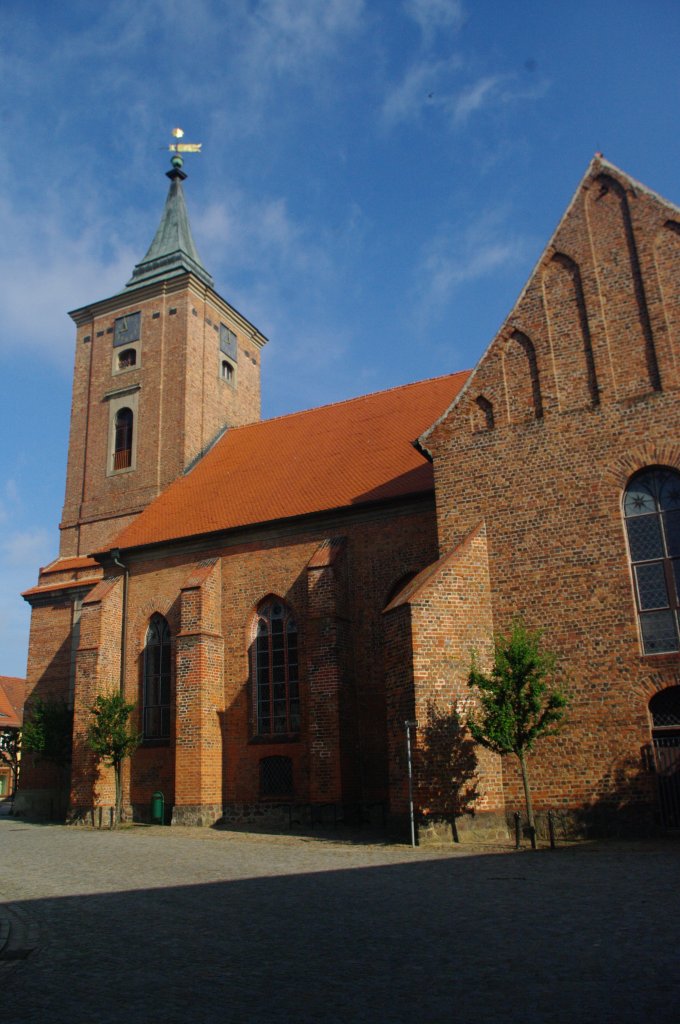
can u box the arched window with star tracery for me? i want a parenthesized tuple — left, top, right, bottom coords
(624, 467, 680, 655)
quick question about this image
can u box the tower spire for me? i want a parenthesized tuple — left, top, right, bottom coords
(124, 130, 213, 292)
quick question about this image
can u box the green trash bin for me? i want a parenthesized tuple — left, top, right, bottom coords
(151, 791, 165, 825)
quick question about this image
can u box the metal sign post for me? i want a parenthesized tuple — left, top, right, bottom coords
(405, 720, 417, 848)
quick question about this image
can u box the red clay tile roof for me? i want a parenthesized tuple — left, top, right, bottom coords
(108, 372, 469, 552)
(22, 577, 101, 599)
(0, 676, 25, 729)
(41, 556, 100, 575)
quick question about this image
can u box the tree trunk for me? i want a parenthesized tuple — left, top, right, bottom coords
(518, 750, 536, 846)
(114, 761, 122, 828)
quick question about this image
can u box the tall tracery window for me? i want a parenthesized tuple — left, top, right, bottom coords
(143, 614, 171, 739)
(113, 407, 134, 470)
(254, 599, 300, 736)
(624, 467, 680, 654)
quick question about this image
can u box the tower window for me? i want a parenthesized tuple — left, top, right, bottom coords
(624, 466, 680, 654)
(221, 358, 234, 383)
(113, 408, 133, 471)
(118, 348, 137, 370)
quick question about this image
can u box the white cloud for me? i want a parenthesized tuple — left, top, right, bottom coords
(404, 0, 466, 43)
(0, 196, 138, 364)
(381, 55, 462, 127)
(0, 527, 55, 678)
(447, 75, 502, 124)
(247, 0, 365, 74)
(196, 187, 333, 286)
(447, 74, 551, 126)
(412, 209, 533, 314)
(383, 64, 549, 132)
(0, 480, 21, 526)
(4, 480, 20, 505)
(1, 529, 51, 570)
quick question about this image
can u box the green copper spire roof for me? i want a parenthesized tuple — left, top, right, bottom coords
(124, 160, 214, 291)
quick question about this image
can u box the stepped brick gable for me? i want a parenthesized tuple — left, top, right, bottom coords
(421, 156, 680, 831)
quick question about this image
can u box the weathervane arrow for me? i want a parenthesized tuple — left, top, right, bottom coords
(167, 127, 202, 161)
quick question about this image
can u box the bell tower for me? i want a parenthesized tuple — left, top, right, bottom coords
(59, 152, 267, 558)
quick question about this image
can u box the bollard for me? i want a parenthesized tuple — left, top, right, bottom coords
(548, 810, 556, 849)
(514, 811, 521, 849)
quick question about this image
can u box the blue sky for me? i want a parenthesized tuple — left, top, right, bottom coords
(1, 0, 679, 677)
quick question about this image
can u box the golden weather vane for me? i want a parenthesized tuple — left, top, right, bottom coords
(168, 127, 202, 155)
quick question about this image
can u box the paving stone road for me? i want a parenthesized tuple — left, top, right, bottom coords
(0, 820, 678, 1024)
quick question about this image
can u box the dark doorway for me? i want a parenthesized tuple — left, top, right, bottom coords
(649, 686, 680, 828)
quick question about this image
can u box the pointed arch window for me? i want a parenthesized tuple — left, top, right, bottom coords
(143, 614, 171, 739)
(113, 407, 133, 470)
(624, 467, 680, 654)
(254, 599, 300, 736)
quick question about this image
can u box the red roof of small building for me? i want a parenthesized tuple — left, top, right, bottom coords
(0, 676, 25, 729)
(40, 556, 100, 575)
(108, 372, 469, 552)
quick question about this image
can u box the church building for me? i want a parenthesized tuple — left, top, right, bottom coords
(17, 153, 680, 838)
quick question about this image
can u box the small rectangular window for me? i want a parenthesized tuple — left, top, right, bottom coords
(260, 756, 293, 797)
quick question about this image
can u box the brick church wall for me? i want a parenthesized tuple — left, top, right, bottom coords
(69, 577, 123, 815)
(173, 559, 224, 825)
(91, 499, 440, 825)
(426, 160, 680, 832)
(385, 523, 505, 841)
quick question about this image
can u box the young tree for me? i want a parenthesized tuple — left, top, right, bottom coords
(467, 619, 568, 841)
(86, 692, 140, 827)
(0, 726, 21, 798)
(21, 697, 74, 819)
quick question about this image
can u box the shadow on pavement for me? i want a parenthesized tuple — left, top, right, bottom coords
(1, 828, 679, 1024)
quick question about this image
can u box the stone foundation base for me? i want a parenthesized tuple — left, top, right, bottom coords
(418, 811, 509, 845)
(515, 803, 660, 841)
(12, 788, 68, 822)
(220, 802, 307, 829)
(171, 803, 223, 827)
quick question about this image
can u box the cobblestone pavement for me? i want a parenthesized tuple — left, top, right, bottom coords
(0, 821, 678, 1024)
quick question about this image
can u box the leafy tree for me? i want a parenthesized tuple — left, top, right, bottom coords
(86, 692, 140, 827)
(467, 618, 568, 840)
(0, 726, 21, 797)
(22, 698, 73, 768)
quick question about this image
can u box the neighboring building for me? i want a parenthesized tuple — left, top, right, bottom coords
(0, 676, 25, 799)
(16, 154, 680, 837)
